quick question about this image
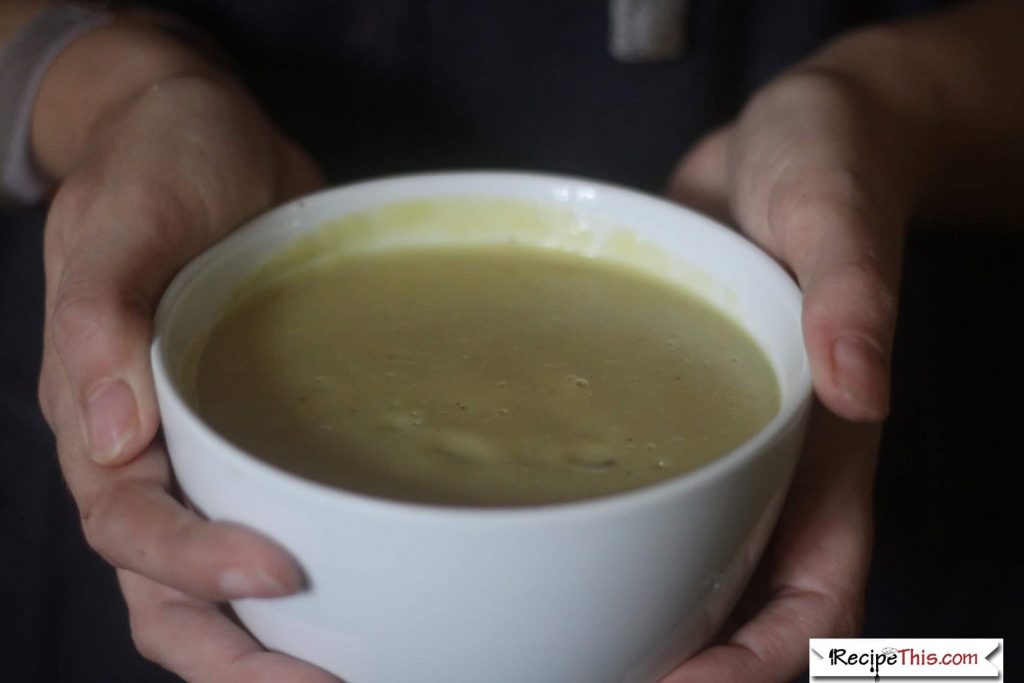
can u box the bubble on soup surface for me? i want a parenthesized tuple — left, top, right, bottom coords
(425, 429, 502, 464)
(564, 441, 617, 471)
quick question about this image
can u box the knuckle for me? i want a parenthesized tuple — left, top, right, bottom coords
(79, 477, 167, 570)
(77, 483, 130, 567)
(50, 286, 152, 372)
(129, 183, 199, 247)
(822, 260, 899, 325)
(754, 63, 873, 121)
(78, 495, 109, 560)
(43, 177, 102, 278)
(766, 169, 875, 246)
(54, 160, 202, 262)
(48, 176, 101, 231)
(852, 260, 896, 308)
(50, 292, 113, 363)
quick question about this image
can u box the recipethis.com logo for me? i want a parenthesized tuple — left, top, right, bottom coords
(809, 638, 1002, 681)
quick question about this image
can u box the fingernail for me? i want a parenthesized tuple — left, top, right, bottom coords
(219, 567, 293, 598)
(85, 378, 139, 463)
(832, 334, 889, 418)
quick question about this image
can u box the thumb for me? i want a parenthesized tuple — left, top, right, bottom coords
(721, 73, 913, 423)
(42, 181, 205, 465)
(790, 203, 900, 422)
(42, 134, 322, 467)
(46, 278, 158, 467)
(744, 177, 902, 422)
(670, 122, 902, 422)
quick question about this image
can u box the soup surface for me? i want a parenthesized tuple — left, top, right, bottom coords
(194, 242, 779, 506)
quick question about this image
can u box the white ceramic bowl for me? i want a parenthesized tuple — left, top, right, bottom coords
(152, 172, 812, 683)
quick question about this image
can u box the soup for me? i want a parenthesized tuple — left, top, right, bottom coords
(192, 227, 779, 506)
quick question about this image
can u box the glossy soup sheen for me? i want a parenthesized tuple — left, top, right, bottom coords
(193, 241, 780, 506)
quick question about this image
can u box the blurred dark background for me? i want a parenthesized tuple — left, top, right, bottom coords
(2, 1, 1019, 681)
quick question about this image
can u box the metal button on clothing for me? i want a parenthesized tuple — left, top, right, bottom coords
(609, 0, 689, 63)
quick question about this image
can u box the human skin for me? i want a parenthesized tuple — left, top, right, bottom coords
(664, 7, 1023, 679)
(6, 1, 1022, 681)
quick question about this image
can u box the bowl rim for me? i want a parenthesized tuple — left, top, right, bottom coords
(152, 170, 813, 524)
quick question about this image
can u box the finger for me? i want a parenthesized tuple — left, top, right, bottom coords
(42, 170, 218, 465)
(667, 126, 733, 223)
(48, 277, 158, 465)
(770, 405, 878, 606)
(661, 588, 855, 683)
(761, 180, 901, 422)
(726, 75, 907, 422)
(120, 570, 341, 683)
(45, 350, 303, 601)
(80, 447, 303, 601)
(670, 122, 900, 421)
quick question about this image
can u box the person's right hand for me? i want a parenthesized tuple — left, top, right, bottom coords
(33, 19, 337, 682)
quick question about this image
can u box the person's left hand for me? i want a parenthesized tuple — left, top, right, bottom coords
(661, 44, 923, 681)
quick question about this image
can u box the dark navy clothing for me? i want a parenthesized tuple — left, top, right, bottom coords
(141, 0, 944, 188)
(3, 2, 1020, 682)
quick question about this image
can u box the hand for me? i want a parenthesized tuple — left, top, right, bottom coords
(35, 24, 335, 681)
(662, 55, 920, 681)
(661, 403, 878, 683)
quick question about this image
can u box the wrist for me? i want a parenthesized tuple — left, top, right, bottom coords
(31, 14, 221, 180)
